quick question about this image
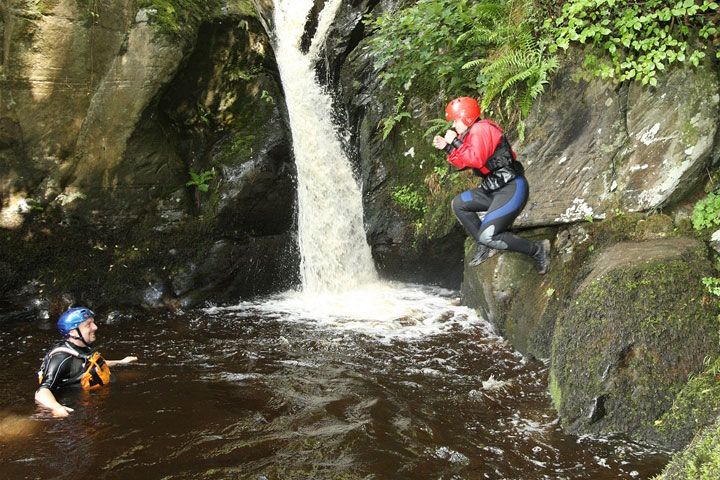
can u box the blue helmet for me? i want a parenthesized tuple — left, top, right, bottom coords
(57, 307, 95, 337)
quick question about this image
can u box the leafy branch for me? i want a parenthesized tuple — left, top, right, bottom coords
(547, 0, 720, 86)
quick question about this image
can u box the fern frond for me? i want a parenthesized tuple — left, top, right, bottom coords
(462, 58, 485, 70)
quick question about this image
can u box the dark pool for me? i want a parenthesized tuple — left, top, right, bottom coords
(0, 285, 668, 479)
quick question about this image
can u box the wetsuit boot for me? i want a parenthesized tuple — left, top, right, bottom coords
(469, 243, 498, 267)
(532, 239, 551, 274)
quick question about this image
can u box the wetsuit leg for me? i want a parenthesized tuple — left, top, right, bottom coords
(476, 177, 537, 256)
(451, 187, 493, 241)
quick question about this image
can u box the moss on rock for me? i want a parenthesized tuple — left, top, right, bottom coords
(138, 0, 225, 37)
(655, 417, 720, 480)
(550, 238, 719, 446)
(655, 356, 720, 449)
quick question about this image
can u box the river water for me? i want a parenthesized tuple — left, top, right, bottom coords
(1, 283, 668, 479)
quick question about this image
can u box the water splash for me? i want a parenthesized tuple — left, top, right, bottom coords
(273, 0, 377, 294)
(205, 283, 495, 341)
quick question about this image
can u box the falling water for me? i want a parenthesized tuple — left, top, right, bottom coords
(273, 0, 377, 294)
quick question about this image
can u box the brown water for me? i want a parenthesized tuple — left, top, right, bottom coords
(1, 287, 668, 479)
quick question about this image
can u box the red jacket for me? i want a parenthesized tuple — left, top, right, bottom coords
(447, 120, 516, 175)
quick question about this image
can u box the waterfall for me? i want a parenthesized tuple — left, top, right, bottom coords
(273, 0, 378, 294)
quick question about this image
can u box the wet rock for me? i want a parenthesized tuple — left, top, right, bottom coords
(141, 280, 167, 309)
(656, 417, 720, 479)
(175, 234, 299, 307)
(462, 227, 558, 358)
(588, 395, 607, 424)
(554, 224, 590, 264)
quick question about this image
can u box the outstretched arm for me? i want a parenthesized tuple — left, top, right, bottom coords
(106, 356, 138, 367)
(35, 387, 74, 417)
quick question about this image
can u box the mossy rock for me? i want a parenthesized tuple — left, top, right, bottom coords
(461, 213, 685, 359)
(655, 416, 720, 480)
(550, 237, 719, 446)
(461, 225, 576, 359)
(653, 355, 720, 450)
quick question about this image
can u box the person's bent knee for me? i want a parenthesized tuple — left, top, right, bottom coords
(476, 228, 492, 246)
(451, 193, 471, 214)
(478, 228, 508, 250)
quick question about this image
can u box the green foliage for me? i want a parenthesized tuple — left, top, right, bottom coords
(138, 0, 223, 36)
(703, 277, 720, 297)
(380, 94, 412, 139)
(364, 0, 506, 99)
(260, 90, 275, 105)
(365, 0, 557, 137)
(423, 118, 453, 138)
(186, 169, 215, 192)
(25, 198, 44, 212)
(463, 6, 559, 139)
(391, 185, 426, 214)
(693, 191, 720, 230)
(548, 0, 720, 86)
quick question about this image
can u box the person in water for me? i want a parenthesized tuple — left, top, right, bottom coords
(35, 306, 137, 417)
(432, 96, 550, 273)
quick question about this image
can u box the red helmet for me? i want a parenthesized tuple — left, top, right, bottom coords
(445, 97, 481, 127)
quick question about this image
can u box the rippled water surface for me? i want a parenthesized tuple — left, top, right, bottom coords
(1, 284, 668, 479)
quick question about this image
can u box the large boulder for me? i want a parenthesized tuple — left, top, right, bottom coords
(549, 237, 719, 446)
(462, 213, 720, 447)
(461, 228, 558, 358)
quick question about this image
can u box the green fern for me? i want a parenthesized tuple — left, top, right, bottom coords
(464, 25, 558, 140)
(424, 118, 453, 138)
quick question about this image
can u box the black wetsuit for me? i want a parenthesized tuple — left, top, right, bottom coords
(445, 119, 538, 257)
(451, 177, 536, 256)
(37, 341, 93, 391)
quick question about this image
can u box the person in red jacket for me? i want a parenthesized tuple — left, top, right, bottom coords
(432, 97, 550, 273)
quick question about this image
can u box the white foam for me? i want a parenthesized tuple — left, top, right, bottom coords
(205, 282, 494, 341)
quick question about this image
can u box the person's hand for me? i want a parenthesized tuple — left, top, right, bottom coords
(432, 135, 448, 150)
(118, 356, 138, 365)
(443, 129, 458, 144)
(52, 405, 73, 417)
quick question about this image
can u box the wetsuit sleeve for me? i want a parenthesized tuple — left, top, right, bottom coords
(446, 122, 502, 171)
(39, 353, 74, 391)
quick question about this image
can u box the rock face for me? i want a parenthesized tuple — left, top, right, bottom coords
(520, 59, 719, 227)
(0, 0, 298, 314)
(463, 214, 720, 448)
(332, 0, 466, 288)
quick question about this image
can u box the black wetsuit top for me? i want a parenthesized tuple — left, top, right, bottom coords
(37, 341, 93, 391)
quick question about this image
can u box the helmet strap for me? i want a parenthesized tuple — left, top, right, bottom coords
(68, 327, 93, 347)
